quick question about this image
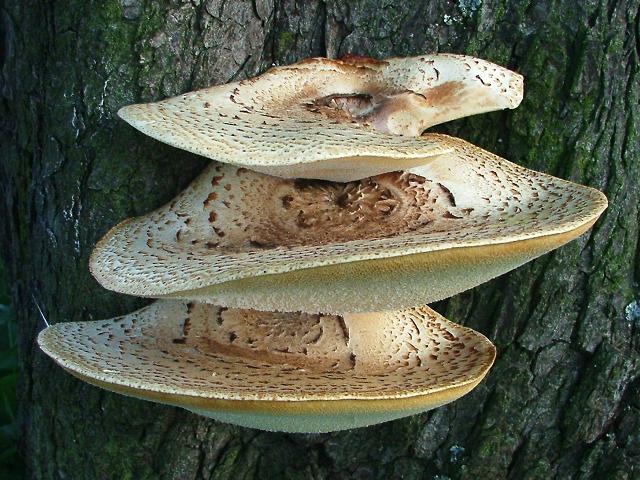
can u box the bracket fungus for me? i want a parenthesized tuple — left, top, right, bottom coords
(39, 54, 607, 432)
(118, 54, 523, 181)
(38, 301, 495, 433)
(89, 135, 606, 314)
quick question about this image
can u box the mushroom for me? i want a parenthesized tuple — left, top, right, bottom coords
(89, 135, 607, 314)
(40, 54, 607, 433)
(118, 54, 523, 181)
(37, 300, 495, 433)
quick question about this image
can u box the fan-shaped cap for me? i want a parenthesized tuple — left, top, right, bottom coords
(90, 135, 607, 314)
(38, 300, 495, 432)
(118, 54, 523, 181)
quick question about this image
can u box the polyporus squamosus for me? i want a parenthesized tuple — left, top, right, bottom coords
(38, 301, 495, 433)
(118, 54, 523, 181)
(89, 136, 606, 314)
(38, 54, 607, 432)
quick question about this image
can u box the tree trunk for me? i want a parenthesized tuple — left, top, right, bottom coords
(1, 0, 638, 478)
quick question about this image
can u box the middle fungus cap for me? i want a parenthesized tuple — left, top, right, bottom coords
(89, 135, 607, 314)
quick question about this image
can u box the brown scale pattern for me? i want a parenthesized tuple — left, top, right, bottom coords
(244, 172, 464, 247)
(89, 135, 607, 297)
(38, 301, 495, 401)
(118, 54, 523, 180)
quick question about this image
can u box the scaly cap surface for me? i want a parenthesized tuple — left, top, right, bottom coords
(89, 135, 607, 313)
(119, 54, 523, 181)
(38, 301, 495, 432)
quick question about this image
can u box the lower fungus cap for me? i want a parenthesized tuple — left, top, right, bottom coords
(37, 300, 495, 433)
(89, 135, 607, 314)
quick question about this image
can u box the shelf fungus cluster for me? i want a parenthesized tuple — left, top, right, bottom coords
(38, 54, 607, 433)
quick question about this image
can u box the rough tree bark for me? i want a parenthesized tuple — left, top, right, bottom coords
(1, 1, 638, 479)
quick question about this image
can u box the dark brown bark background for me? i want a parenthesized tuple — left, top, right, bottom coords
(1, 0, 639, 478)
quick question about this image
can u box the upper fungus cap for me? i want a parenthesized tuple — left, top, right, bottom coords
(89, 135, 607, 314)
(118, 54, 523, 181)
(37, 300, 495, 433)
